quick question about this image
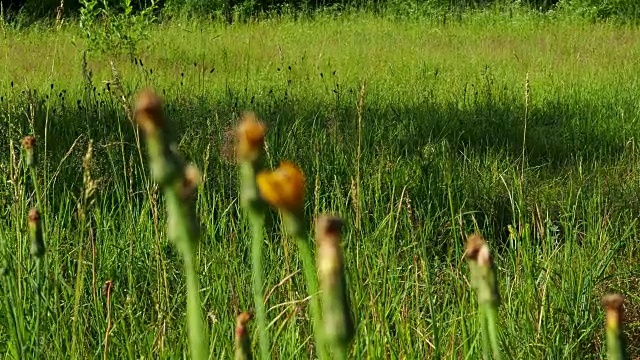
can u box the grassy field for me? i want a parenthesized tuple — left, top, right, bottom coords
(1, 11, 640, 359)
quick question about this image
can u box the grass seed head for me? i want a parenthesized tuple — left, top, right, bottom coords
(81, 140, 99, 217)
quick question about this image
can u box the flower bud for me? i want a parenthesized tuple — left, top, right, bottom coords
(601, 294, 628, 360)
(465, 234, 499, 306)
(21, 135, 36, 168)
(316, 215, 354, 352)
(236, 112, 265, 163)
(235, 312, 253, 360)
(134, 89, 165, 135)
(28, 208, 45, 258)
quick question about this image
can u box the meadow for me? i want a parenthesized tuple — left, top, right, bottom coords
(0, 10, 639, 358)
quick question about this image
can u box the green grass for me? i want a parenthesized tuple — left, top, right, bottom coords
(1, 11, 639, 358)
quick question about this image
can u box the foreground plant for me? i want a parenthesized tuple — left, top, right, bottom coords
(235, 312, 254, 360)
(27, 207, 45, 354)
(22, 136, 45, 256)
(257, 161, 327, 359)
(135, 89, 207, 360)
(237, 113, 270, 359)
(316, 216, 354, 359)
(28, 209, 45, 258)
(22, 136, 47, 355)
(466, 234, 501, 360)
(22, 135, 44, 219)
(601, 294, 629, 360)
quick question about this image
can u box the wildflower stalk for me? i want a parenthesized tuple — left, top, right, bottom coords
(293, 227, 327, 359)
(249, 209, 268, 357)
(257, 162, 327, 359)
(22, 137, 45, 260)
(478, 304, 491, 360)
(22, 136, 43, 209)
(183, 237, 205, 360)
(465, 234, 501, 360)
(135, 89, 207, 360)
(237, 113, 269, 359)
(235, 312, 254, 360)
(316, 216, 354, 359)
(601, 294, 629, 360)
(28, 209, 45, 259)
(23, 136, 46, 355)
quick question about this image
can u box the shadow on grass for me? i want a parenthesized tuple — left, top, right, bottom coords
(1, 88, 638, 240)
(9, 91, 633, 166)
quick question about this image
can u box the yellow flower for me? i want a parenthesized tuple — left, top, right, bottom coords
(236, 112, 266, 162)
(257, 161, 305, 213)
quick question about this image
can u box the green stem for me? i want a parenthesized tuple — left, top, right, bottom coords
(33, 258, 42, 355)
(160, 163, 207, 360)
(295, 236, 327, 360)
(29, 164, 45, 357)
(250, 210, 270, 359)
(606, 330, 623, 360)
(484, 304, 501, 360)
(240, 159, 270, 359)
(29, 167, 42, 211)
(478, 305, 490, 360)
(183, 248, 206, 360)
(606, 333, 624, 360)
(28, 166, 46, 251)
(605, 323, 627, 360)
(70, 245, 85, 358)
(136, 90, 208, 360)
(334, 345, 348, 360)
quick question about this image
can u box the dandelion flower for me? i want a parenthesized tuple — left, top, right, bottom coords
(257, 161, 305, 213)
